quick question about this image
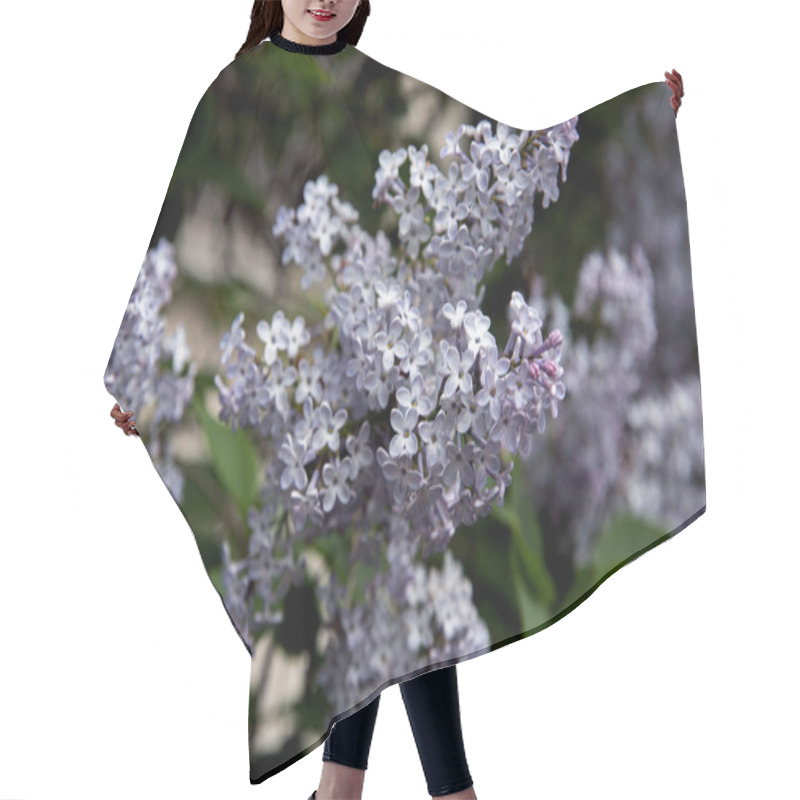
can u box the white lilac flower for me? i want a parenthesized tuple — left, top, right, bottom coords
(394, 289, 422, 333)
(256, 311, 288, 366)
(413, 416, 441, 470)
(290, 474, 323, 535)
(476, 358, 507, 422)
(294, 356, 323, 405)
(311, 401, 348, 453)
(402, 328, 434, 378)
(395, 372, 434, 417)
(373, 148, 408, 204)
(279, 433, 310, 492)
(345, 420, 374, 479)
(472, 440, 502, 491)
(345, 336, 369, 388)
(389, 406, 420, 458)
(374, 279, 402, 310)
(285, 316, 310, 359)
(455, 390, 482, 437)
(442, 439, 476, 494)
(270, 359, 298, 420)
(221, 311, 255, 369)
(374, 317, 409, 372)
(481, 341, 510, 377)
(509, 297, 543, 358)
(463, 310, 493, 356)
(322, 456, 354, 513)
(363, 361, 399, 411)
(214, 114, 581, 705)
(442, 299, 468, 329)
(440, 342, 475, 399)
(407, 143, 438, 202)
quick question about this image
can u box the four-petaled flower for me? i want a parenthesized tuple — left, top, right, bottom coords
(312, 401, 348, 452)
(374, 317, 410, 372)
(322, 455, 354, 512)
(279, 432, 310, 491)
(440, 343, 476, 399)
(390, 406, 420, 458)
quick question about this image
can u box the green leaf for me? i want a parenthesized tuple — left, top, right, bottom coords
(559, 566, 585, 613)
(591, 512, 667, 577)
(208, 564, 222, 595)
(503, 460, 557, 609)
(191, 396, 259, 524)
(561, 512, 668, 609)
(510, 546, 549, 631)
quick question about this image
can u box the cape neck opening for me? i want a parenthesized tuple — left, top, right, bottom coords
(269, 31, 348, 55)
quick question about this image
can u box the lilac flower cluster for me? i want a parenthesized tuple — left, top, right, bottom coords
(217, 117, 579, 695)
(524, 245, 655, 564)
(103, 237, 196, 501)
(525, 241, 703, 566)
(612, 374, 705, 525)
(518, 85, 705, 567)
(316, 529, 490, 712)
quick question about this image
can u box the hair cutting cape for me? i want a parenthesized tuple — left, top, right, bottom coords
(104, 34, 706, 785)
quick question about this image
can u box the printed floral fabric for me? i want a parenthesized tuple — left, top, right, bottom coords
(104, 39, 705, 784)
